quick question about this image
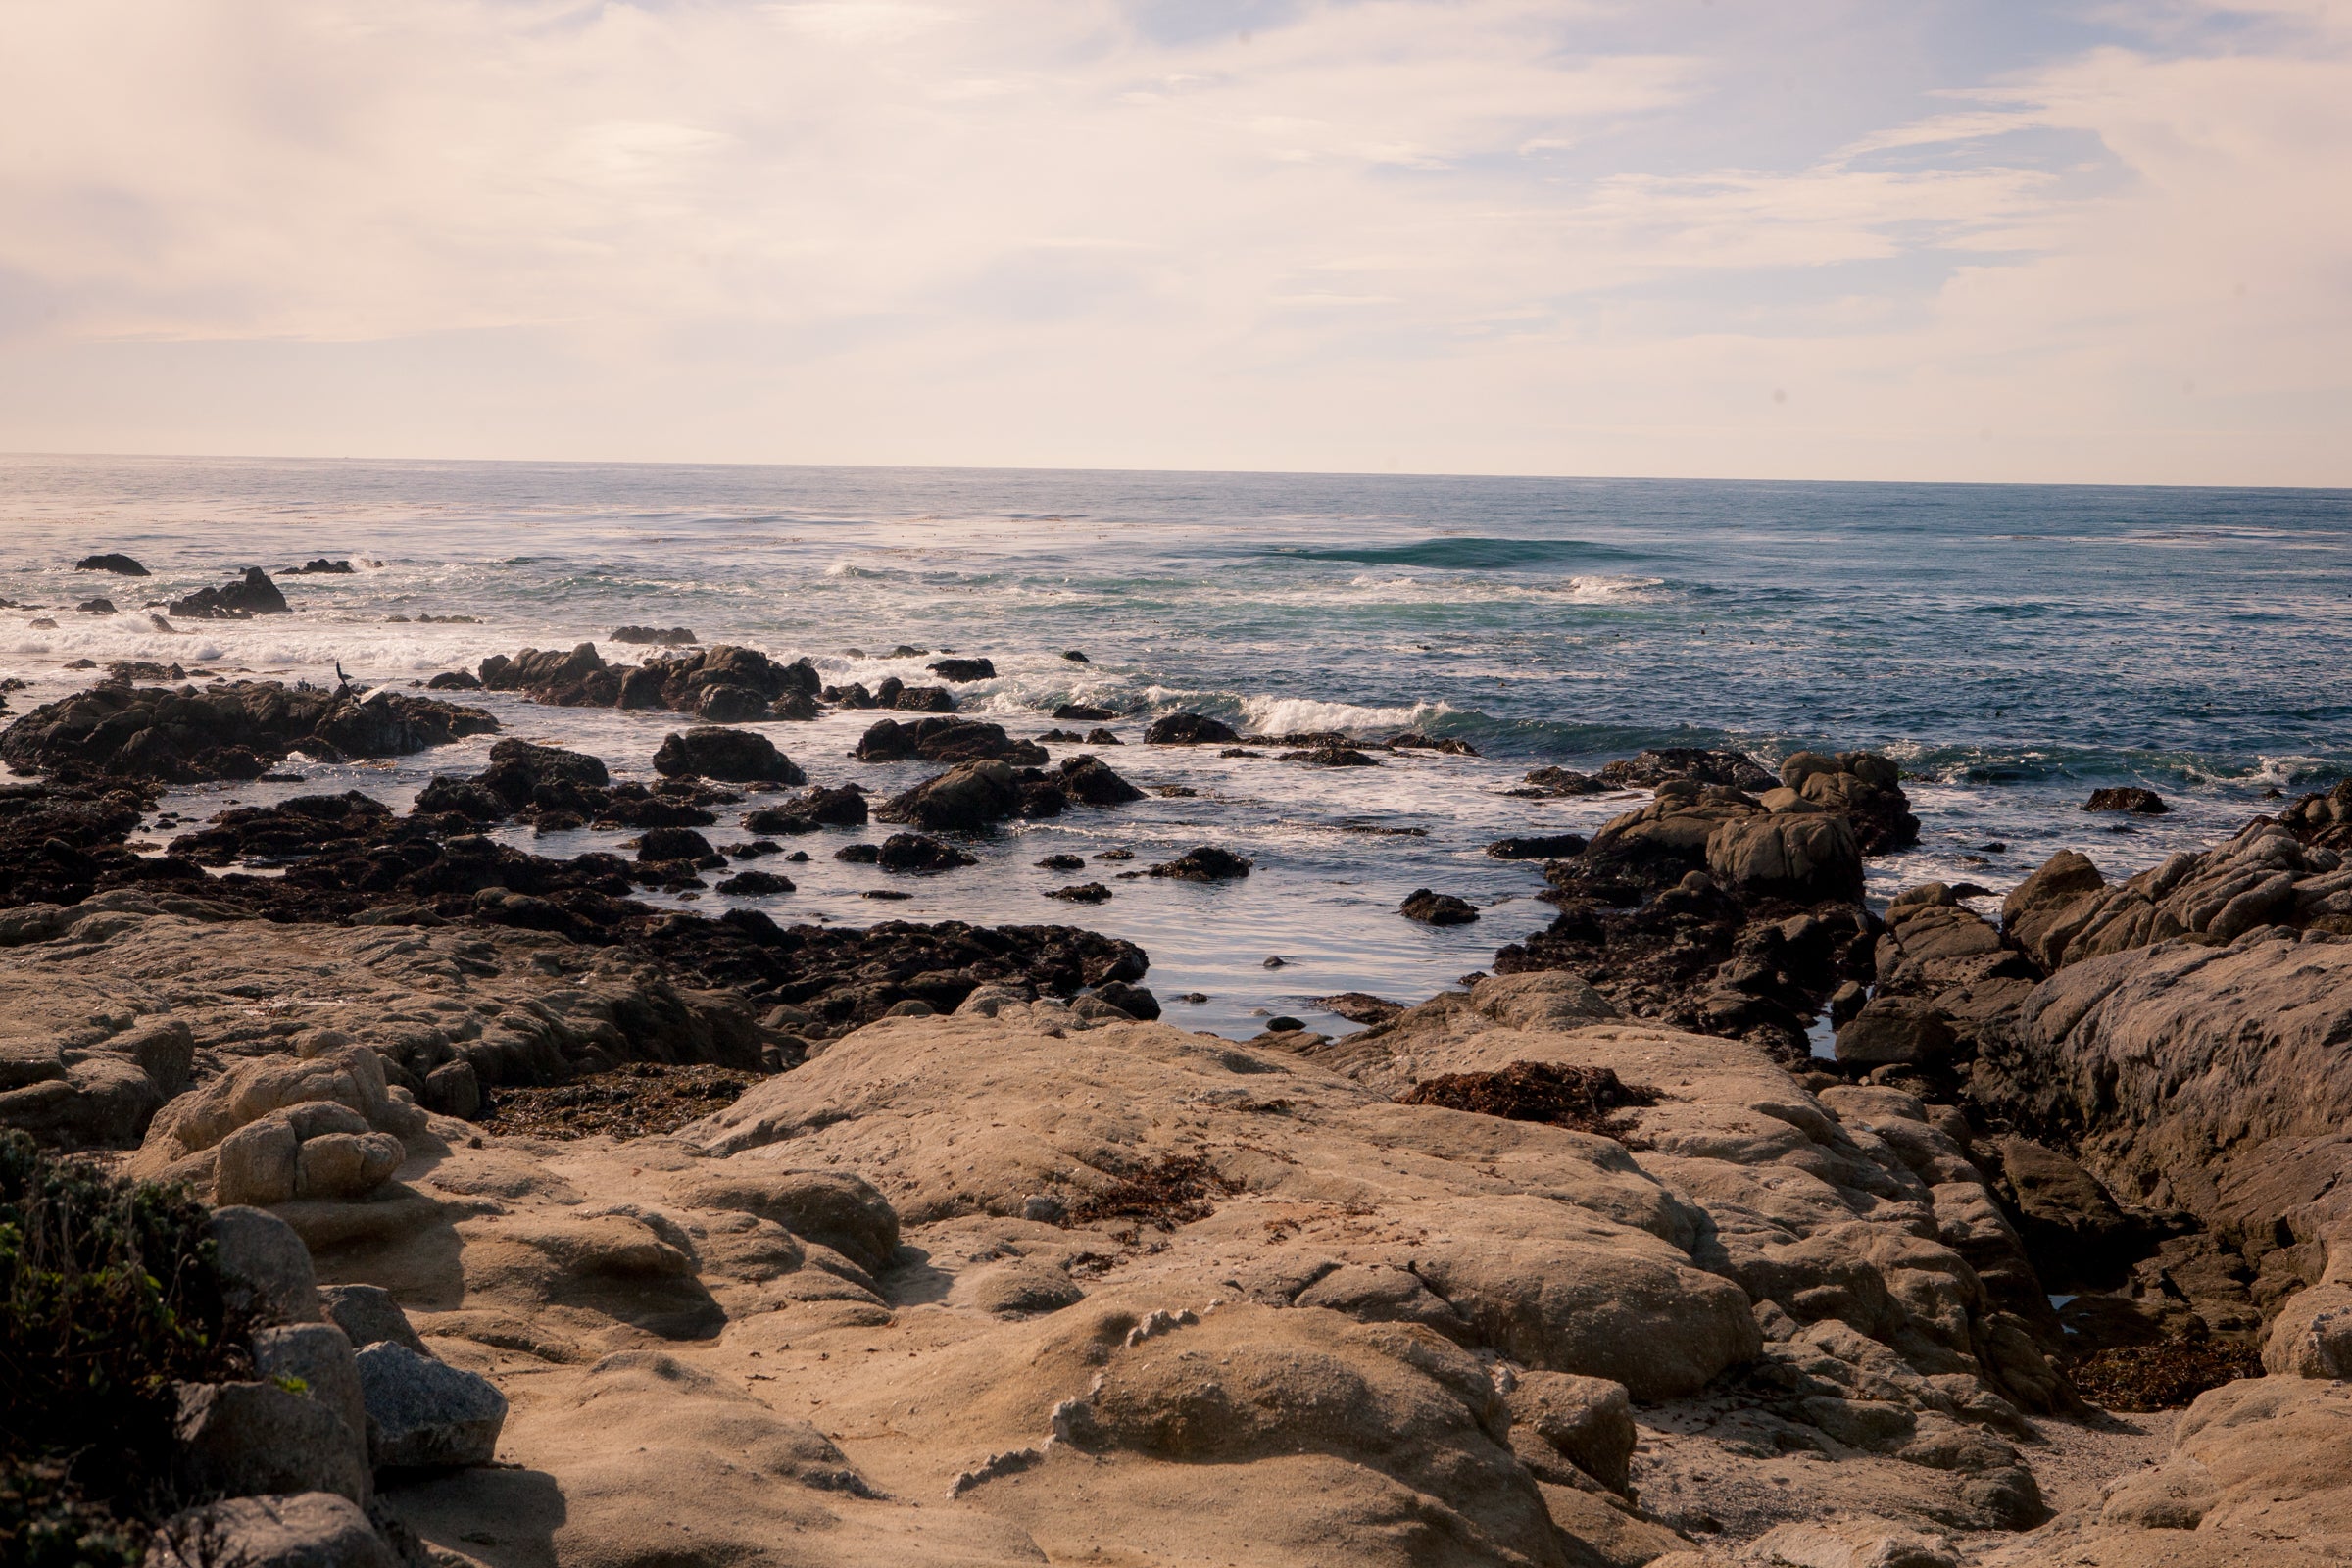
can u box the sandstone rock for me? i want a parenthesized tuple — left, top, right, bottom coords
(1834, 998, 1957, 1067)
(148, 1492, 397, 1568)
(1743, 1518, 1957, 1568)
(356, 1342, 509, 1468)
(1505, 1371, 1635, 1494)
(1707, 813, 1864, 904)
(679, 1166, 902, 1274)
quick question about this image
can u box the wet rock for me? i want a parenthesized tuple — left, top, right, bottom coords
(1389, 732, 1479, 757)
(1085, 727, 1122, 746)
(634, 825, 718, 864)
(1279, 744, 1380, 767)
(1054, 703, 1117, 720)
(836, 843, 880, 863)
(1059, 755, 1144, 806)
(928, 657, 996, 682)
(652, 727, 806, 784)
(1597, 747, 1776, 792)
(612, 625, 699, 645)
(1062, 649, 1089, 662)
(1487, 833, 1588, 860)
(767, 690, 820, 720)
(855, 716, 1045, 765)
(0, 679, 497, 784)
(77, 596, 118, 614)
(1145, 712, 1240, 745)
(716, 869, 796, 896)
(356, 1342, 509, 1468)
(75, 552, 149, 576)
(890, 683, 956, 712)
(1036, 854, 1085, 870)
(1401, 889, 1480, 925)
(877, 760, 1021, 832)
(2085, 786, 2169, 814)
(289, 558, 355, 575)
(1147, 845, 1252, 881)
(876, 832, 977, 872)
(1510, 765, 1603, 797)
(1315, 992, 1405, 1024)
(1046, 881, 1111, 903)
(169, 567, 292, 619)
(1090, 980, 1160, 1019)
(423, 670, 480, 691)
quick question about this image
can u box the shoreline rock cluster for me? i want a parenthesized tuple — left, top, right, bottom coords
(6, 650, 2352, 1565)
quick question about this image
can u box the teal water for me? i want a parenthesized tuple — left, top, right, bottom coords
(3, 454, 2347, 1033)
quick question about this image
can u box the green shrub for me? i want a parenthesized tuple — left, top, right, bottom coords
(1, 1131, 246, 1566)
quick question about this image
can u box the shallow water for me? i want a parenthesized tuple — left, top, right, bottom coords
(4, 454, 2347, 1035)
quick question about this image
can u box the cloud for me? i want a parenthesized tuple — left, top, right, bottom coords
(0, 0, 2344, 482)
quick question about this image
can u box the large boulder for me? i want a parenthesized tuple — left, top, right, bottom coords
(356, 1343, 509, 1468)
(854, 716, 1043, 765)
(1144, 712, 1240, 745)
(173, 1381, 371, 1505)
(875, 760, 1020, 832)
(148, 1493, 397, 1568)
(168, 567, 290, 619)
(651, 727, 806, 784)
(0, 681, 496, 783)
(1705, 811, 1864, 903)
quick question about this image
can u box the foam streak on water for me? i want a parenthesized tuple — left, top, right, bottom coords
(3, 455, 2348, 1036)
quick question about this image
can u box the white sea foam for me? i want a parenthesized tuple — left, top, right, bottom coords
(1239, 695, 1448, 735)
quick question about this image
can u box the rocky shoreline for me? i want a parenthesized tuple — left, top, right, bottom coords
(5, 646, 2351, 1567)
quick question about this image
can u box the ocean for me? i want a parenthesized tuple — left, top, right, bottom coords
(4, 453, 2348, 1037)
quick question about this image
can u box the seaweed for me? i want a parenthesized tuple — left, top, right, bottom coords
(1396, 1060, 1661, 1143)
(1064, 1153, 1238, 1230)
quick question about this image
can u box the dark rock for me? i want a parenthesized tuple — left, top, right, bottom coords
(1092, 980, 1159, 1019)
(1706, 813, 1865, 904)
(1598, 748, 1777, 792)
(1037, 854, 1085, 870)
(1402, 889, 1479, 925)
(1511, 766, 1603, 797)
(717, 869, 796, 896)
(151, 1490, 395, 1568)
(1063, 650, 1089, 662)
(692, 683, 771, 722)
(1990, 1137, 2147, 1292)
(635, 826, 717, 863)
(767, 691, 820, 721)
(76, 597, 118, 614)
(877, 760, 1021, 832)
(1085, 728, 1122, 747)
(75, 553, 149, 576)
(1266, 1016, 1304, 1033)
(1279, 745, 1379, 767)
(1018, 782, 1067, 818)
(169, 567, 292, 619)
(855, 717, 1044, 766)
(891, 684, 956, 712)
(1834, 997, 1957, 1066)
(0, 679, 496, 783)
(836, 843, 881, 863)
(289, 558, 356, 574)
(1145, 712, 1240, 746)
(1046, 882, 1111, 904)
(1389, 732, 1479, 757)
(209, 1206, 321, 1327)
(1059, 755, 1144, 807)
(1054, 703, 1117, 721)
(424, 671, 480, 691)
(612, 625, 699, 645)
(652, 727, 806, 784)
(1148, 845, 1252, 881)
(877, 832, 977, 872)
(790, 785, 870, 826)
(2085, 787, 2169, 814)
(478, 643, 618, 707)
(929, 658, 997, 682)
(1487, 833, 1588, 860)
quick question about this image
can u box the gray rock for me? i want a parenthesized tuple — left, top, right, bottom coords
(250, 1323, 368, 1451)
(355, 1342, 507, 1468)
(148, 1492, 396, 1568)
(174, 1381, 371, 1505)
(319, 1284, 430, 1356)
(210, 1206, 322, 1326)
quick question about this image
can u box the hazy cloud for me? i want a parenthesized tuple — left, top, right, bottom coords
(0, 0, 2343, 481)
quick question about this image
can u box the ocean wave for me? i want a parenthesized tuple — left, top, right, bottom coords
(1238, 695, 1449, 735)
(1265, 536, 1649, 571)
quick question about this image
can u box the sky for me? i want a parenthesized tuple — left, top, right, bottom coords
(0, 0, 2346, 485)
